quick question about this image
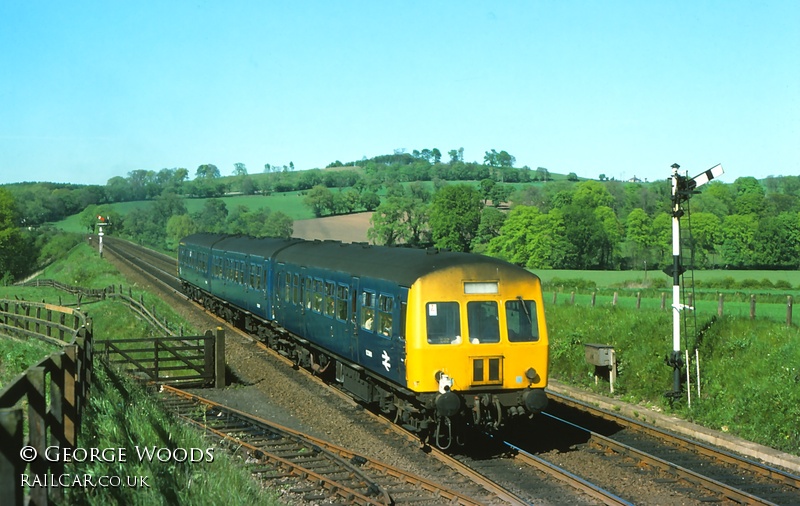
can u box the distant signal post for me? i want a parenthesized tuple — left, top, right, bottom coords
(97, 215, 109, 257)
(667, 163, 723, 399)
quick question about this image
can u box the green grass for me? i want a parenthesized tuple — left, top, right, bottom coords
(66, 361, 276, 505)
(50, 192, 316, 233)
(1, 243, 276, 504)
(0, 337, 58, 388)
(546, 304, 800, 455)
(537, 269, 800, 290)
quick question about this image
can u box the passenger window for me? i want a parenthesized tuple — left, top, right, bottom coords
(312, 279, 323, 313)
(378, 294, 393, 337)
(467, 301, 500, 344)
(505, 299, 538, 342)
(336, 285, 349, 321)
(324, 281, 335, 317)
(426, 302, 461, 344)
(361, 291, 376, 331)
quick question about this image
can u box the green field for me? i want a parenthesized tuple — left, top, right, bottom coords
(537, 269, 800, 290)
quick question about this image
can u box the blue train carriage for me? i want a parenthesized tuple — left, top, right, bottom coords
(271, 241, 549, 438)
(178, 234, 302, 325)
(271, 241, 409, 390)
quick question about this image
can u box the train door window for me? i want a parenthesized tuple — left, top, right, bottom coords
(304, 277, 312, 308)
(324, 281, 335, 317)
(467, 301, 500, 344)
(426, 302, 460, 344)
(336, 285, 349, 321)
(377, 294, 393, 337)
(284, 272, 291, 302)
(360, 291, 376, 331)
(292, 273, 301, 305)
(312, 279, 323, 313)
(505, 299, 538, 342)
(256, 265, 263, 290)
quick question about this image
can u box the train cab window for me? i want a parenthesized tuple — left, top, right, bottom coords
(361, 291, 376, 331)
(378, 295, 393, 337)
(426, 302, 461, 344)
(312, 279, 323, 312)
(505, 299, 539, 342)
(324, 281, 335, 317)
(467, 301, 500, 344)
(336, 285, 349, 321)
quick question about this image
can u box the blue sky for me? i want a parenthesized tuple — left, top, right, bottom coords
(1, 1, 798, 186)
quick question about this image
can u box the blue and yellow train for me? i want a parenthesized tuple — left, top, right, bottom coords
(178, 233, 549, 448)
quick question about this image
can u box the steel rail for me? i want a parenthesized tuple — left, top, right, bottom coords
(542, 411, 782, 505)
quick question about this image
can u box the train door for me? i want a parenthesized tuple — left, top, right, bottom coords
(392, 288, 408, 384)
(273, 263, 285, 324)
(349, 277, 360, 362)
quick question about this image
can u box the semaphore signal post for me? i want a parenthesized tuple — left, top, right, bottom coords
(666, 162, 723, 401)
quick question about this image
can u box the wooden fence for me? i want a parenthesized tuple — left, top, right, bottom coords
(550, 290, 796, 326)
(0, 304, 93, 506)
(97, 328, 225, 388)
(2, 282, 227, 504)
(16, 280, 179, 336)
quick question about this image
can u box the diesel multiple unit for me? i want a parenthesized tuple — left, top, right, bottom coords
(178, 233, 549, 448)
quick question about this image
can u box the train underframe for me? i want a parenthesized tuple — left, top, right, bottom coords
(182, 281, 547, 449)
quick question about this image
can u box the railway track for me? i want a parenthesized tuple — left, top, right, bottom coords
(157, 385, 484, 505)
(527, 392, 800, 505)
(101, 237, 800, 505)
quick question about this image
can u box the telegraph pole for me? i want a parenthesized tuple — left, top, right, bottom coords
(666, 163, 723, 399)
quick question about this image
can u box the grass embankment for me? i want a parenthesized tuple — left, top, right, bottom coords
(546, 303, 800, 455)
(0, 243, 277, 505)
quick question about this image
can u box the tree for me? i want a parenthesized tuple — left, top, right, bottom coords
(166, 214, 197, 250)
(428, 184, 482, 252)
(0, 188, 28, 283)
(625, 208, 652, 268)
(192, 199, 228, 233)
(471, 207, 506, 253)
(232, 163, 248, 176)
(304, 185, 335, 217)
(573, 180, 615, 209)
(719, 214, 758, 268)
(196, 164, 220, 179)
(368, 197, 411, 246)
(685, 212, 721, 268)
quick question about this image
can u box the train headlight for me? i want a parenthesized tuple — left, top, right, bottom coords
(435, 371, 454, 394)
(525, 367, 540, 383)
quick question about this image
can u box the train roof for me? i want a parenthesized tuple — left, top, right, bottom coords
(180, 234, 537, 287)
(181, 233, 303, 257)
(274, 239, 536, 287)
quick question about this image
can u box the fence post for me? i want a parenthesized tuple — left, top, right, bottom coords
(612, 292, 618, 306)
(636, 292, 641, 309)
(63, 344, 78, 447)
(49, 353, 65, 502)
(0, 408, 24, 506)
(215, 327, 226, 388)
(570, 291, 575, 305)
(27, 367, 48, 505)
(552, 292, 557, 305)
(591, 292, 597, 307)
(750, 294, 756, 320)
(661, 292, 667, 310)
(787, 295, 793, 327)
(718, 293, 724, 317)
